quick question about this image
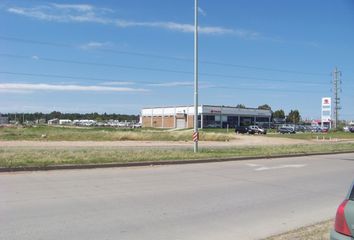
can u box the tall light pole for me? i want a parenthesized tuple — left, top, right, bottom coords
(193, 0, 199, 152)
(332, 67, 341, 129)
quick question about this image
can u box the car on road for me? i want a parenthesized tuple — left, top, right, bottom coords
(278, 127, 296, 134)
(248, 125, 267, 134)
(330, 180, 354, 240)
(235, 126, 251, 134)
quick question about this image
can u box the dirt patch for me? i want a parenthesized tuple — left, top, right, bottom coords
(264, 219, 333, 240)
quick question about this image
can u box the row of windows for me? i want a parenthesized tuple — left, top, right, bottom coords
(203, 115, 270, 128)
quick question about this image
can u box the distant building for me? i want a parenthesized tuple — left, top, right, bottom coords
(72, 119, 96, 126)
(35, 119, 46, 124)
(48, 118, 59, 125)
(0, 114, 8, 125)
(141, 105, 272, 129)
(59, 119, 72, 125)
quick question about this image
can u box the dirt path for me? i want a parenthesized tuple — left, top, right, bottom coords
(0, 135, 314, 148)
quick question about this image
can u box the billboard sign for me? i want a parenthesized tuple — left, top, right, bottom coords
(321, 97, 331, 124)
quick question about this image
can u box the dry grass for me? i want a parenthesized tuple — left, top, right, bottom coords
(0, 126, 234, 141)
(265, 219, 333, 240)
(1, 143, 354, 168)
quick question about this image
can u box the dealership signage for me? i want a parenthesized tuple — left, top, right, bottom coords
(321, 97, 331, 127)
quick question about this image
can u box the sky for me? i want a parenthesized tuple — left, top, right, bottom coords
(0, 0, 353, 119)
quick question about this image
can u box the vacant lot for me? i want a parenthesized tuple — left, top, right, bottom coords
(267, 131, 354, 141)
(1, 126, 354, 169)
(2, 142, 354, 168)
(0, 125, 233, 141)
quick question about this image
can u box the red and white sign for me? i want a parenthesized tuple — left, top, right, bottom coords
(322, 97, 331, 106)
(193, 132, 199, 142)
(321, 97, 332, 123)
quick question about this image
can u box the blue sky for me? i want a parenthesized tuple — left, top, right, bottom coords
(0, 0, 353, 119)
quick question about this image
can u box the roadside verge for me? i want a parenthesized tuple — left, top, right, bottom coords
(1, 150, 354, 172)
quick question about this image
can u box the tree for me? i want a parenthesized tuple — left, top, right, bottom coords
(258, 104, 272, 110)
(273, 109, 285, 119)
(236, 104, 246, 108)
(49, 111, 62, 119)
(286, 110, 301, 124)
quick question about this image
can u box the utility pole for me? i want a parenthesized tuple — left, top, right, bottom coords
(193, 0, 199, 153)
(332, 67, 342, 129)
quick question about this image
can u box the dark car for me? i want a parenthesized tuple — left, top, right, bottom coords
(235, 126, 251, 134)
(278, 127, 296, 134)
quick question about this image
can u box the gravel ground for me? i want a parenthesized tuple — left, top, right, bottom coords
(264, 219, 333, 240)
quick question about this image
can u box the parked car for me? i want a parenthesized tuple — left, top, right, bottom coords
(330, 180, 354, 240)
(248, 125, 267, 134)
(350, 127, 354, 133)
(132, 123, 142, 128)
(343, 126, 350, 132)
(278, 127, 296, 134)
(321, 127, 329, 133)
(235, 126, 251, 134)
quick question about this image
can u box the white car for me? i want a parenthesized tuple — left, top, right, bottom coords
(248, 125, 267, 134)
(132, 123, 142, 128)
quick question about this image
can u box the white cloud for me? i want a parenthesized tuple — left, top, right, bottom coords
(79, 41, 113, 50)
(31, 55, 39, 60)
(148, 81, 193, 87)
(7, 5, 111, 24)
(0, 83, 147, 92)
(6, 3, 259, 37)
(100, 81, 135, 86)
(115, 20, 240, 35)
(51, 4, 94, 12)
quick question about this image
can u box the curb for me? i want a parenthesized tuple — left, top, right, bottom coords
(1, 150, 354, 172)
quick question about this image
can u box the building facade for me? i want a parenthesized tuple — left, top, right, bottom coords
(0, 114, 9, 125)
(141, 105, 272, 129)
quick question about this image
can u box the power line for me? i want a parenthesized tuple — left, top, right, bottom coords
(0, 70, 329, 89)
(0, 35, 329, 76)
(0, 71, 119, 82)
(0, 54, 327, 85)
(208, 86, 325, 94)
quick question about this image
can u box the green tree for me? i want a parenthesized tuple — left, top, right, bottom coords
(258, 104, 272, 110)
(286, 110, 301, 124)
(273, 109, 285, 119)
(236, 104, 246, 108)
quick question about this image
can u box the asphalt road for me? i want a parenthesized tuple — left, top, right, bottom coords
(1, 153, 354, 240)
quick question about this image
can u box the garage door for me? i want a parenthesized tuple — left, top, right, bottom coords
(176, 119, 186, 128)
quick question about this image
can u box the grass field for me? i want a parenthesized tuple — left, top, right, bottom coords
(2, 143, 354, 168)
(267, 131, 354, 140)
(0, 125, 234, 141)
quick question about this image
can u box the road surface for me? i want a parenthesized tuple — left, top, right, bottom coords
(1, 153, 354, 240)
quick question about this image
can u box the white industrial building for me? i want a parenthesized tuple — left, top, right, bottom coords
(141, 105, 272, 129)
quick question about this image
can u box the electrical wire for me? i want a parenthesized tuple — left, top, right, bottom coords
(0, 35, 329, 76)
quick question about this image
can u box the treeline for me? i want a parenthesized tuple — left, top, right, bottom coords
(5, 111, 139, 123)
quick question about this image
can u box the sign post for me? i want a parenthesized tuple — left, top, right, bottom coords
(193, 0, 199, 152)
(321, 97, 332, 129)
